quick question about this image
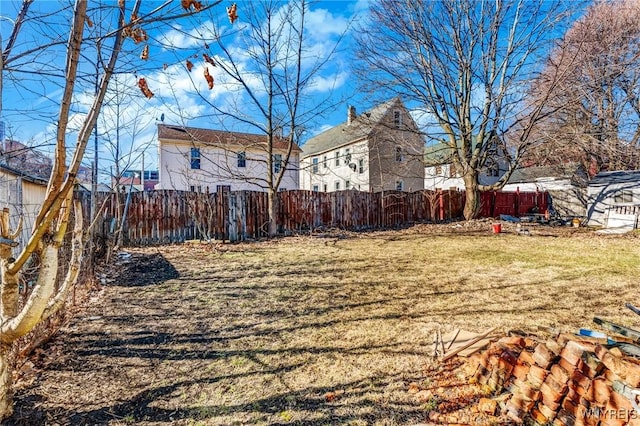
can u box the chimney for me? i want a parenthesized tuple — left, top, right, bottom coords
(347, 105, 356, 125)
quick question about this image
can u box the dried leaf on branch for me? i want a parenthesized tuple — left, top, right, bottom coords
(203, 53, 216, 66)
(186, 60, 194, 72)
(137, 78, 154, 99)
(204, 67, 214, 89)
(140, 45, 149, 60)
(181, 0, 203, 12)
(122, 12, 147, 43)
(123, 26, 148, 43)
(132, 28, 148, 43)
(86, 16, 93, 28)
(227, 3, 238, 24)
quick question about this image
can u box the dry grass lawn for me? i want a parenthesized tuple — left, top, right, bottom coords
(8, 224, 640, 425)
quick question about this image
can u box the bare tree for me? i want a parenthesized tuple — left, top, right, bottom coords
(355, 0, 579, 219)
(161, 0, 346, 236)
(98, 74, 158, 248)
(0, 1, 220, 418)
(525, 0, 640, 175)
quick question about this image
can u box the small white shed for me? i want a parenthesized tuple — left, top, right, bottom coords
(503, 164, 588, 218)
(586, 170, 640, 227)
(0, 164, 48, 251)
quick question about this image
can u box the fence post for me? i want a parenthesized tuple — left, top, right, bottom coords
(228, 192, 238, 242)
(438, 190, 444, 222)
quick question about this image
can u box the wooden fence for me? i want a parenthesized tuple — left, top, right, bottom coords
(479, 190, 549, 218)
(80, 188, 547, 245)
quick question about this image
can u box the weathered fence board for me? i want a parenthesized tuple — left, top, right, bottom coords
(83, 188, 547, 245)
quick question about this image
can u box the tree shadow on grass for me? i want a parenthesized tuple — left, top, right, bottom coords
(9, 371, 430, 425)
(6, 247, 568, 425)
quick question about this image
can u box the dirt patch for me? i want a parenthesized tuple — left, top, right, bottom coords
(6, 222, 640, 425)
(109, 252, 180, 287)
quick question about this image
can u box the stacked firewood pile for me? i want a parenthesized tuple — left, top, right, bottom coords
(464, 334, 640, 425)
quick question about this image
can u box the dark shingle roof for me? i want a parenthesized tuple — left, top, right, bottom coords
(589, 170, 640, 187)
(508, 164, 581, 183)
(0, 163, 48, 186)
(158, 124, 302, 152)
(301, 98, 403, 157)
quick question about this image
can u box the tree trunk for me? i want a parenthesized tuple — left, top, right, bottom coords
(463, 172, 481, 220)
(0, 264, 19, 319)
(0, 343, 12, 420)
(267, 189, 277, 237)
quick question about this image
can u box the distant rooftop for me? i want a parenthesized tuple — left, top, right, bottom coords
(158, 124, 301, 152)
(301, 98, 405, 157)
(589, 169, 640, 187)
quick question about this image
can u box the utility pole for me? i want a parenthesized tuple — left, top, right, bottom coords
(0, 16, 16, 152)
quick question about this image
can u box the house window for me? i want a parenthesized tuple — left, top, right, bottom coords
(449, 163, 456, 178)
(323, 183, 328, 192)
(395, 146, 403, 162)
(237, 151, 246, 168)
(312, 185, 319, 192)
(345, 148, 351, 165)
(273, 154, 282, 173)
(396, 180, 404, 191)
(486, 159, 499, 177)
(190, 185, 202, 193)
(396, 146, 403, 162)
(358, 158, 364, 174)
(345, 180, 351, 189)
(614, 190, 633, 204)
(393, 110, 402, 128)
(435, 165, 442, 175)
(335, 151, 340, 166)
(144, 170, 158, 180)
(323, 155, 328, 168)
(335, 181, 340, 191)
(190, 147, 201, 169)
(312, 157, 319, 174)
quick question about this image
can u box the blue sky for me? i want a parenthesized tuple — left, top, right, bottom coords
(0, 0, 372, 179)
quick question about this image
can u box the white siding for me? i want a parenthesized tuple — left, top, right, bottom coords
(587, 182, 640, 226)
(0, 169, 47, 252)
(157, 141, 299, 192)
(424, 164, 465, 190)
(300, 140, 370, 192)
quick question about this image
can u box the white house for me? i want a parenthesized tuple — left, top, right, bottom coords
(299, 98, 425, 193)
(586, 170, 640, 226)
(156, 124, 301, 192)
(423, 136, 508, 190)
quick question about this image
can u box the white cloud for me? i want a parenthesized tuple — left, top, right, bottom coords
(308, 71, 349, 94)
(310, 123, 333, 137)
(306, 8, 350, 38)
(158, 21, 217, 50)
(410, 108, 444, 140)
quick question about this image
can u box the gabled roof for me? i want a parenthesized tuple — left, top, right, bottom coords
(424, 133, 506, 166)
(158, 124, 302, 153)
(301, 98, 406, 157)
(0, 163, 48, 186)
(589, 170, 640, 187)
(508, 164, 586, 184)
(424, 142, 455, 165)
